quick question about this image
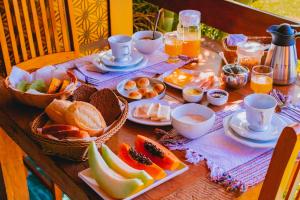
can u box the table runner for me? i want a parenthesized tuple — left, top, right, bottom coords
(158, 103, 298, 192)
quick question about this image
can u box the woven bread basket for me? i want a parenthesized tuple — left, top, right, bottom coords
(222, 36, 272, 64)
(5, 71, 77, 108)
(30, 96, 128, 161)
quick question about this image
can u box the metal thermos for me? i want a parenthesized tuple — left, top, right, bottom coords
(265, 23, 300, 85)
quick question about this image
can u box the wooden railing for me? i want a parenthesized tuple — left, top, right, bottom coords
(146, 0, 300, 57)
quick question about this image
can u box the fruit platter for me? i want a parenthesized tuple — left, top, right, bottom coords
(78, 135, 188, 200)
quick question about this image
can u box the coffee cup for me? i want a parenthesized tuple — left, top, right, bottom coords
(244, 94, 277, 132)
(108, 35, 132, 62)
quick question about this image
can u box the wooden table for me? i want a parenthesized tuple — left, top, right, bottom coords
(1, 44, 300, 200)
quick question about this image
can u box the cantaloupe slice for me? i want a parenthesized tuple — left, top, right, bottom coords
(47, 78, 62, 94)
(88, 142, 144, 199)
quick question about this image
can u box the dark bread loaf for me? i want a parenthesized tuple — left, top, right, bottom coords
(72, 84, 97, 102)
(90, 88, 122, 126)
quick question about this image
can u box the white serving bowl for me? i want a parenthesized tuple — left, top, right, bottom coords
(207, 89, 229, 106)
(132, 30, 163, 54)
(182, 86, 204, 103)
(171, 103, 216, 139)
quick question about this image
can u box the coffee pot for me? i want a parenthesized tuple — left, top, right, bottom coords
(265, 23, 300, 85)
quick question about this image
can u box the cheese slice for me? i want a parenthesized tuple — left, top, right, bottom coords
(149, 103, 161, 120)
(133, 103, 152, 119)
(157, 105, 171, 121)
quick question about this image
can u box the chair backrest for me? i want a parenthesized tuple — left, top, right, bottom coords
(0, 0, 79, 74)
(259, 123, 300, 200)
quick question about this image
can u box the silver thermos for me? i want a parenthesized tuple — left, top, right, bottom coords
(265, 23, 300, 85)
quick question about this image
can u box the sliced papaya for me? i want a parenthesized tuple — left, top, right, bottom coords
(118, 143, 166, 180)
(47, 78, 62, 94)
(59, 79, 70, 92)
(135, 135, 181, 171)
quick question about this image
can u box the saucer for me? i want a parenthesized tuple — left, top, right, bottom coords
(101, 50, 144, 68)
(223, 115, 277, 148)
(229, 110, 287, 141)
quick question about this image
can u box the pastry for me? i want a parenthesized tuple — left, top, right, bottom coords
(145, 90, 158, 99)
(124, 80, 136, 90)
(45, 99, 72, 124)
(90, 89, 122, 126)
(153, 83, 164, 93)
(129, 91, 142, 99)
(138, 87, 149, 96)
(72, 84, 97, 102)
(65, 101, 107, 136)
(136, 77, 150, 88)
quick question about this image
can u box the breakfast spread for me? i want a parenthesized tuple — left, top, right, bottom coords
(133, 103, 171, 121)
(87, 135, 185, 199)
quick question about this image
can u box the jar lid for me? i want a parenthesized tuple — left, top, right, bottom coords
(179, 10, 201, 27)
(237, 41, 264, 57)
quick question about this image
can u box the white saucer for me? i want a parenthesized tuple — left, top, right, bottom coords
(223, 115, 277, 148)
(101, 50, 144, 68)
(229, 111, 287, 141)
(93, 57, 148, 73)
(128, 99, 176, 126)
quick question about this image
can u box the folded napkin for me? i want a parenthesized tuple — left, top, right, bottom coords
(158, 102, 298, 192)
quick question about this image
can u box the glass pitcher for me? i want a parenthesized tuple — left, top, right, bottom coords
(177, 10, 201, 58)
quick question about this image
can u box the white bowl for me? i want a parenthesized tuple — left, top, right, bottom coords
(182, 86, 204, 103)
(132, 31, 163, 54)
(207, 89, 229, 106)
(171, 103, 216, 139)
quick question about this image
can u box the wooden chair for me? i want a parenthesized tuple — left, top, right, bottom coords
(0, 0, 79, 74)
(239, 124, 300, 200)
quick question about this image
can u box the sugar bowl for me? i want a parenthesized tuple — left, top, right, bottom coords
(222, 64, 249, 89)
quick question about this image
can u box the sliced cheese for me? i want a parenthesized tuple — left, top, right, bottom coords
(133, 103, 152, 119)
(149, 103, 161, 120)
(157, 105, 171, 121)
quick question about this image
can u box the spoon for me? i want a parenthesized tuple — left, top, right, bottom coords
(219, 51, 235, 74)
(153, 8, 164, 40)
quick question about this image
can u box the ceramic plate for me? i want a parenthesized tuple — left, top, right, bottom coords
(117, 77, 166, 101)
(229, 110, 287, 141)
(78, 163, 188, 200)
(101, 50, 144, 68)
(128, 99, 177, 126)
(93, 57, 148, 72)
(223, 115, 277, 148)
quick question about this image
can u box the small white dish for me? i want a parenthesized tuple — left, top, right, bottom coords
(101, 50, 144, 68)
(132, 30, 163, 54)
(128, 99, 176, 126)
(223, 115, 277, 148)
(78, 164, 188, 200)
(229, 110, 287, 141)
(182, 86, 204, 103)
(171, 103, 215, 139)
(207, 89, 229, 106)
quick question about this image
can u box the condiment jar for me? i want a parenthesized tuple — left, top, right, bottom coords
(237, 42, 264, 71)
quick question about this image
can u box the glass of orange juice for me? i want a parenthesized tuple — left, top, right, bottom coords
(250, 65, 273, 94)
(164, 32, 182, 63)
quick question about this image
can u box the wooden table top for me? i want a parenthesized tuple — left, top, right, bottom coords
(1, 44, 300, 200)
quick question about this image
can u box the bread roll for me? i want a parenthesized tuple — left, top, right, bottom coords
(153, 83, 165, 93)
(138, 87, 149, 96)
(145, 90, 158, 99)
(128, 91, 142, 99)
(124, 80, 136, 90)
(45, 99, 72, 124)
(65, 101, 107, 136)
(136, 77, 150, 88)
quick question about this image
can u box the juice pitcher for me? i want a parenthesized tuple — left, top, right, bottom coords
(265, 23, 300, 85)
(177, 10, 201, 58)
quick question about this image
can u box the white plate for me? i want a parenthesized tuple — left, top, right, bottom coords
(223, 115, 278, 148)
(117, 78, 166, 101)
(101, 50, 144, 68)
(229, 111, 287, 141)
(128, 99, 176, 126)
(159, 69, 220, 91)
(94, 57, 148, 72)
(78, 163, 189, 200)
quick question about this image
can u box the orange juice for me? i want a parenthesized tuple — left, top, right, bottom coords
(250, 75, 273, 93)
(182, 40, 201, 57)
(165, 42, 182, 57)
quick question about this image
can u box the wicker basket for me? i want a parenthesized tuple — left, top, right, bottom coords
(30, 96, 128, 161)
(5, 71, 77, 108)
(222, 36, 272, 64)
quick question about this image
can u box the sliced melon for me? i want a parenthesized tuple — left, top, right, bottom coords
(88, 142, 144, 199)
(101, 144, 154, 187)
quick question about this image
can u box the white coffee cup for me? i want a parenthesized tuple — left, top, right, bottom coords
(108, 35, 132, 62)
(244, 94, 277, 132)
